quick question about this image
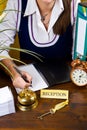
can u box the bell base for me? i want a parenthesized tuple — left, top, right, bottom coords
(16, 100, 38, 111)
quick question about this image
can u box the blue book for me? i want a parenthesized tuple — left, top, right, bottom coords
(74, 2, 87, 61)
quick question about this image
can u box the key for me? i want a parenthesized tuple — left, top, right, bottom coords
(37, 100, 68, 120)
(37, 109, 55, 120)
(37, 111, 51, 120)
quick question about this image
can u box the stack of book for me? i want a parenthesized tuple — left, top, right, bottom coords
(0, 86, 15, 117)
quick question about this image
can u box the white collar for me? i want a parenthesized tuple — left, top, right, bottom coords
(24, 0, 64, 17)
(24, 0, 37, 17)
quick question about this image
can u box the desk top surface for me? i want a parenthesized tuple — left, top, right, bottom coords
(0, 69, 87, 130)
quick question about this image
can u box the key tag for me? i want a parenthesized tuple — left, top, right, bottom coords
(37, 89, 69, 120)
(37, 99, 69, 120)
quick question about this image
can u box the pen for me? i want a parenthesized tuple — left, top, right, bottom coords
(14, 66, 30, 83)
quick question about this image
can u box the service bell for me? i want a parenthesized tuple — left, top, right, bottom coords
(17, 88, 38, 111)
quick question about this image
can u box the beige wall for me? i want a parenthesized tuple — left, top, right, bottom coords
(0, 0, 7, 14)
(9, 34, 20, 60)
(81, 0, 87, 1)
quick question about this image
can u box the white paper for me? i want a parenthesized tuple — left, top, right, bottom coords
(0, 86, 13, 104)
(76, 18, 86, 56)
(0, 86, 15, 116)
(16, 64, 48, 93)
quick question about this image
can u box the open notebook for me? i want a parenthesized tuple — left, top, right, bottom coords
(16, 61, 71, 93)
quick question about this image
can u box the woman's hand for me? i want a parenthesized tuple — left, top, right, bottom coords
(12, 71, 32, 89)
(1, 59, 32, 89)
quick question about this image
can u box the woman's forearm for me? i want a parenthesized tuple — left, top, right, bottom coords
(1, 59, 20, 78)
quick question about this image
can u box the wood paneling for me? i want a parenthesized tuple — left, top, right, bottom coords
(0, 0, 7, 14)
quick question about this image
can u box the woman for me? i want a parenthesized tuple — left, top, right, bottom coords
(0, 0, 80, 89)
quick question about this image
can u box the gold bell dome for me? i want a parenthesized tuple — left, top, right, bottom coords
(17, 88, 38, 111)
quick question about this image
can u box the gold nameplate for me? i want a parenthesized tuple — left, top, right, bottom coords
(40, 89, 69, 99)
